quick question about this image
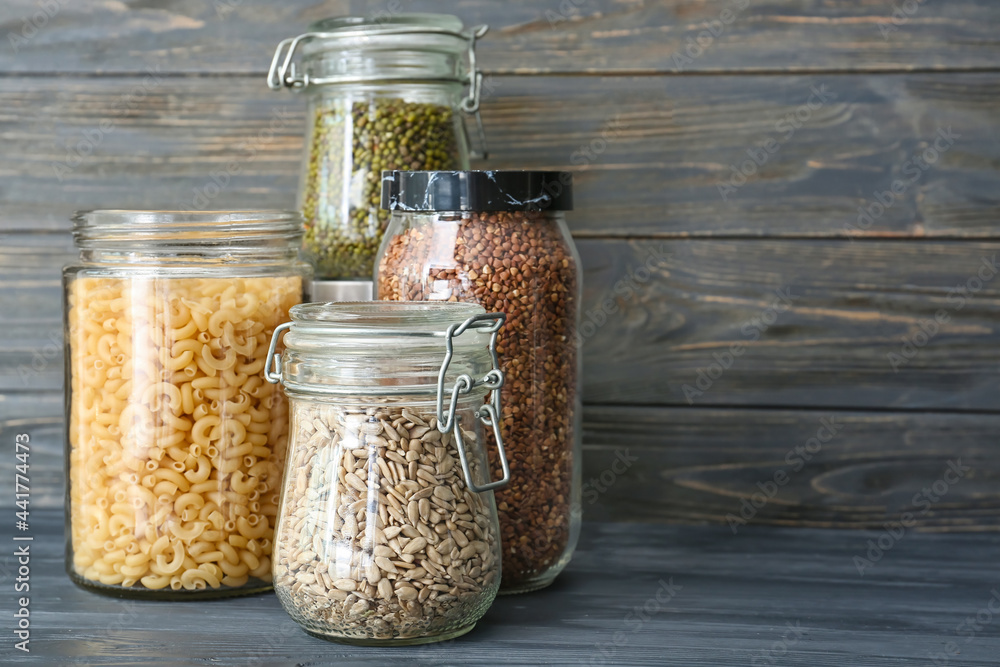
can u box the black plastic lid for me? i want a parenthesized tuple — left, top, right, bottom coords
(380, 170, 573, 213)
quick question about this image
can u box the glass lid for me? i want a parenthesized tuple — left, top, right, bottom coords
(307, 13, 465, 35)
(267, 301, 503, 396)
(287, 301, 487, 336)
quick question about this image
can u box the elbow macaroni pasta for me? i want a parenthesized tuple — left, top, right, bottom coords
(67, 275, 301, 593)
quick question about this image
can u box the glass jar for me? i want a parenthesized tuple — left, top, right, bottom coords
(267, 14, 489, 281)
(265, 301, 509, 644)
(376, 171, 582, 594)
(63, 210, 309, 598)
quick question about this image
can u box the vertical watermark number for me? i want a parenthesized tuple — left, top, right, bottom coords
(13, 433, 31, 653)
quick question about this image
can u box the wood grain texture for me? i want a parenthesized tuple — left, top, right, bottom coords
(1, 74, 998, 238)
(5, 509, 999, 665)
(0, 232, 71, 393)
(7, 395, 1000, 532)
(579, 239, 1000, 409)
(1, 0, 999, 74)
(581, 406, 1000, 529)
(0, 394, 62, 510)
(6, 237, 1000, 411)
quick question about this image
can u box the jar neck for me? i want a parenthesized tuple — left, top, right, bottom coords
(297, 22, 470, 90)
(273, 302, 497, 397)
(393, 211, 567, 224)
(302, 52, 465, 89)
(280, 328, 493, 397)
(304, 81, 464, 107)
(72, 210, 304, 266)
(78, 246, 302, 267)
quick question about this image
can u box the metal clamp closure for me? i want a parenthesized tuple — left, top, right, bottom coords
(263, 311, 508, 494)
(266, 24, 490, 158)
(264, 321, 293, 384)
(267, 36, 307, 90)
(461, 24, 489, 159)
(436, 312, 509, 493)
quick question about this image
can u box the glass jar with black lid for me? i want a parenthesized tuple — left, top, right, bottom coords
(376, 171, 582, 593)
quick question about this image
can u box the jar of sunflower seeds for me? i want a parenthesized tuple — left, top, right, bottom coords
(264, 301, 509, 645)
(267, 14, 489, 287)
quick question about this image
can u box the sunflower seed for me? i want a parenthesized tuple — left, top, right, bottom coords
(276, 403, 499, 642)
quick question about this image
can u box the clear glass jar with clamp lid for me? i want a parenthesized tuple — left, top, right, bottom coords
(264, 301, 510, 644)
(267, 14, 490, 288)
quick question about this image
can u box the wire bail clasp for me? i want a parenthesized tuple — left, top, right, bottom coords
(461, 24, 490, 159)
(267, 23, 491, 158)
(264, 321, 293, 384)
(267, 35, 311, 90)
(436, 312, 509, 493)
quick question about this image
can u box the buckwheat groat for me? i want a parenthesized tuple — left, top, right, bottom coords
(378, 209, 579, 591)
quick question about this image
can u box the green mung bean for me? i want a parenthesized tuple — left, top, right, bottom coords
(301, 97, 462, 279)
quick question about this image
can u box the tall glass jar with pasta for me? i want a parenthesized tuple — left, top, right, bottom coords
(63, 210, 309, 599)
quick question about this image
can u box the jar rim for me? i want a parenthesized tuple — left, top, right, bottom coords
(72, 210, 304, 246)
(307, 13, 465, 35)
(269, 14, 483, 92)
(274, 302, 499, 397)
(288, 301, 487, 337)
(298, 13, 472, 67)
(381, 170, 574, 212)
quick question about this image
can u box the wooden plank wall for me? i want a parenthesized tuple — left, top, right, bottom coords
(2, 0, 999, 529)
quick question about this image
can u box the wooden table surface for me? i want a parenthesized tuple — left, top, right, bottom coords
(7, 509, 998, 666)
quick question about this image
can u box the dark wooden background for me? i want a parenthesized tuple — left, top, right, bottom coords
(2, 0, 999, 530)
